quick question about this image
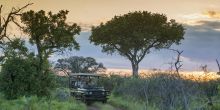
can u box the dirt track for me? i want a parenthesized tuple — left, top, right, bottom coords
(87, 106, 99, 110)
(87, 104, 122, 110)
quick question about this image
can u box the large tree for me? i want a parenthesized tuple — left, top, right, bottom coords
(20, 10, 81, 71)
(55, 56, 106, 74)
(90, 11, 184, 76)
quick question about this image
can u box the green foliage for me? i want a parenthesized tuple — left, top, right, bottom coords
(0, 95, 86, 110)
(0, 57, 56, 99)
(55, 76, 69, 88)
(55, 56, 106, 73)
(0, 38, 29, 63)
(91, 11, 184, 53)
(20, 10, 81, 66)
(90, 11, 184, 75)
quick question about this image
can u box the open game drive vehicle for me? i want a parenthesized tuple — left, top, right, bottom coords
(69, 73, 110, 103)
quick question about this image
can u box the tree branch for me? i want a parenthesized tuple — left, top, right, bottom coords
(216, 59, 220, 74)
(0, 3, 33, 41)
(113, 45, 133, 61)
(137, 40, 158, 63)
(169, 49, 183, 74)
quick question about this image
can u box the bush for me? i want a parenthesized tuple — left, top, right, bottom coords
(51, 88, 71, 102)
(0, 57, 56, 99)
(55, 76, 69, 88)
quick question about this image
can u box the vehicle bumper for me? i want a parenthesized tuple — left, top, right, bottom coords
(84, 95, 108, 101)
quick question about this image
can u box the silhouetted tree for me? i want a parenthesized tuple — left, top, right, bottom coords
(20, 10, 81, 71)
(169, 49, 189, 110)
(55, 56, 106, 74)
(90, 11, 184, 76)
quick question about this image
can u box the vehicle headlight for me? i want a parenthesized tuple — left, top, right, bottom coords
(89, 91, 92, 95)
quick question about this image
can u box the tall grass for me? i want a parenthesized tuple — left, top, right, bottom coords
(100, 72, 220, 110)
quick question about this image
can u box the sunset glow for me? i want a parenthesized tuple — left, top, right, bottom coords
(1, 0, 220, 71)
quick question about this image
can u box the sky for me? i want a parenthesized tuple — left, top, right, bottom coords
(1, 0, 220, 71)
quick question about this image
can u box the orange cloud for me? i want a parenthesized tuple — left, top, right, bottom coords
(203, 10, 220, 19)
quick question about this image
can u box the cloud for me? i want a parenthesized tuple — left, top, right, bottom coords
(185, 20, 220, 32)
(196, 20, 220, 29)
(203, 10, 220, 19)
(180, 20, 220, 63)
(78, 23, 93, 32)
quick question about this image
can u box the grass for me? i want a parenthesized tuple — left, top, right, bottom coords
(0, 92, 86, 110)
(107, 95, 159, 110)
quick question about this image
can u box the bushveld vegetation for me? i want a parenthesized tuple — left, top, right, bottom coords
(98, 73, 220, 110)
(0, 3, 220, 110)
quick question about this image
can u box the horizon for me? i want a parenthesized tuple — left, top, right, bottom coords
(1, 0, 220, 71)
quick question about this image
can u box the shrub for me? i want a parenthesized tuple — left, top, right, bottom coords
(0, 57, 56, 99)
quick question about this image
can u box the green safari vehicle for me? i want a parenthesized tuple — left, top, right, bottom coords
(69, 73, 109, 103)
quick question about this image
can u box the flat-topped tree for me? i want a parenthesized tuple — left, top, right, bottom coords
(21, 10, 81, 71)
(90, 11, 184, 76)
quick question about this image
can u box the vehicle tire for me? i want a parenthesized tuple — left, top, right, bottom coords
(81, 96, 87, 103)
(102, 99, 107, 103)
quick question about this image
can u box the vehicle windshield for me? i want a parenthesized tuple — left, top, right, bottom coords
(74, 75, 102, 89)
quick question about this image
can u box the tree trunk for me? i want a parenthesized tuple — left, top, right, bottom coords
(36, 39, 43, 72)
(131, 62, 139, 77)
(216, 59, 220, 75)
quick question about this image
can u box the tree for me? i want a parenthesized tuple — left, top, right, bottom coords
(169, 49, 189, 110)
(20, 10, 81, 71)
(55, 56, 106, 74)
(0, 3, 32, 41)
(0, 38, 56, 99)
(90, 11, 184, 76)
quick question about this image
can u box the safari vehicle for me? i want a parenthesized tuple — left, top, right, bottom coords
(69, 73, 109, 103)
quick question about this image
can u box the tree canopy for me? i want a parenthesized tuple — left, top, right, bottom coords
(20, 10, 81, 70)
(90, 11, 185, 76)
(55, 56, 106, 74)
